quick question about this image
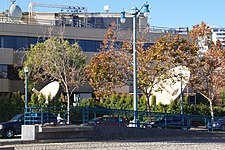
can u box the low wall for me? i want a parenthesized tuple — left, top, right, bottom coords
(91, 126, 219, 140)
(22, 125, 225, 142)
(37, 125, 94, 140)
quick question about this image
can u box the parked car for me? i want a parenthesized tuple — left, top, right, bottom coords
(85, 116, 128, 126)
(145, 115, 191, 130)
(0, 112, 57, 138)
(208, 118, 225, 131)
(0, 114, 24, 138)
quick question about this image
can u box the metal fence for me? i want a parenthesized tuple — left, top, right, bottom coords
(24, 106, 212, 130)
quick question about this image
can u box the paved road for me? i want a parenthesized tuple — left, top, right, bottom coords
(2, 137, 225, 150)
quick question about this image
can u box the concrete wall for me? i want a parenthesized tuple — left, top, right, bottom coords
(0, 23, 108, 41)
(91, 126, 216, 140)
(0, 48, 14, 65)
(0, 22, 172, 43)
(32, 125, 220, 141)
(0, 48, 24, 93)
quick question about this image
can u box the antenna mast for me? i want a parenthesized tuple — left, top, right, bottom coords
(28, 2, 87, 16)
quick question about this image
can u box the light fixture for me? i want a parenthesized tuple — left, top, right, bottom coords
(24, 66, 29, 73)
(120, 10, 126, 24)
(143, 3, 150, 18)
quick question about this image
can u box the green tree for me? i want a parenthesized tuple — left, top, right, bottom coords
(0, 93, 24, 122)
(221, 88, 225, 106)
(10, 92, 24, 116)
(29, 93, 39, 106)
(21, 37, 86, 123)
(167, 100, 180, 114)
(138, 95, 147, 111)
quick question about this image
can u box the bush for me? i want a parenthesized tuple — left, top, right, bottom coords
(0, 93, 24, 122)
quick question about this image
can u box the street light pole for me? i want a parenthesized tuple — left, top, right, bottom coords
(180, 75, 184, 115)
(24, 66, 29, 112)
(131, 6, 138, 127)
(121, 2, 150, 127)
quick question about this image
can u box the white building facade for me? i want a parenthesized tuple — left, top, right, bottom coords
(212, 27, 225, 49)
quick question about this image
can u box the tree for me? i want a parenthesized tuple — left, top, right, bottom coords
(189, 22, 225, 122)
(87, 24, 198, 112)
(189, 21, 212, 52)
(21, 37, 86, 123)
(86, 24, 132, 99)
(221, 88, 225, 106)
(137, 34, 198, 112)
(0, 93, 24, 122)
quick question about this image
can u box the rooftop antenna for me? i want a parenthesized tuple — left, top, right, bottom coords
(8, 0, 22, 22)
(104, 5, 110, 13)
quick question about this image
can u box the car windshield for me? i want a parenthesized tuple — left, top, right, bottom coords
(9, 114, 22, 122)
(217, 119, 225, 122)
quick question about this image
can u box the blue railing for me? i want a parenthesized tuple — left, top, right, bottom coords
(24, 106, 67, 125)
(24, 106, 211, 129)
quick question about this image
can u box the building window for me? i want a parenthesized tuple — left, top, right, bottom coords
(77, 39, 102, 52)
(16, 37, 29, 50)
(8, 66, 20, 80)
(217, 33, 225, 36)
(4, 36, 16, 49)
(0, 65, 8, 78)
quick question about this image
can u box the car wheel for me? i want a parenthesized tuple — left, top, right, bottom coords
(221, 125, 225, 131)
(157, 126, 163, 129)
(182, 127, 188, 131)
(4, 129, 15, 138)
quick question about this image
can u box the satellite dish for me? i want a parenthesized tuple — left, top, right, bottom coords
(32, 81, 60, 102)
(9, 3, 22, 22)
(104, 5, 110, 13)
(151, 66, 190, 105)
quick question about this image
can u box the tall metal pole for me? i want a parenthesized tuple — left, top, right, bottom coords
(132, 9, 138, 126)
(67, 95, 70, 124)
(24, 67, 28, 112)
(180, 76, 184, 115)
(121, 3, 150, 127)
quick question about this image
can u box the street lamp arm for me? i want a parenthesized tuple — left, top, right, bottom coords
(139, 2, 150, 13)
(132, 2, 150, 16)
(120, 1, 150, 23)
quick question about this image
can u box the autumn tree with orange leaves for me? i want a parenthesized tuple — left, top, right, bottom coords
(138, 34, 198, 112)
(87, 24, 199, 112)
(189, 22, 225, 122)
(86, 24, 132, 99)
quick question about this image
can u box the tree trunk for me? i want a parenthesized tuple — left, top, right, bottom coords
(146, 95, 151, 112)
(65, 86, 70, 124)
(199, 92, 214, 123)
(209, 100, 214, 123)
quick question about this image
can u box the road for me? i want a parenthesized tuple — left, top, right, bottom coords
(1, 137, 225, 150)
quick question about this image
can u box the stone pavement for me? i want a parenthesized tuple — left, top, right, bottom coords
(2, 137, 225, 150)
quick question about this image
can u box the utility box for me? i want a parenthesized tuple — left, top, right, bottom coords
(21, 125, 40, 140)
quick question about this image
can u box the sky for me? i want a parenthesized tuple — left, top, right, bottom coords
(1, 0, 225, 29)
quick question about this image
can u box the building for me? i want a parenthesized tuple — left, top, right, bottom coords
(0, 1, 188, 101)
(212, 27, 225, 49)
